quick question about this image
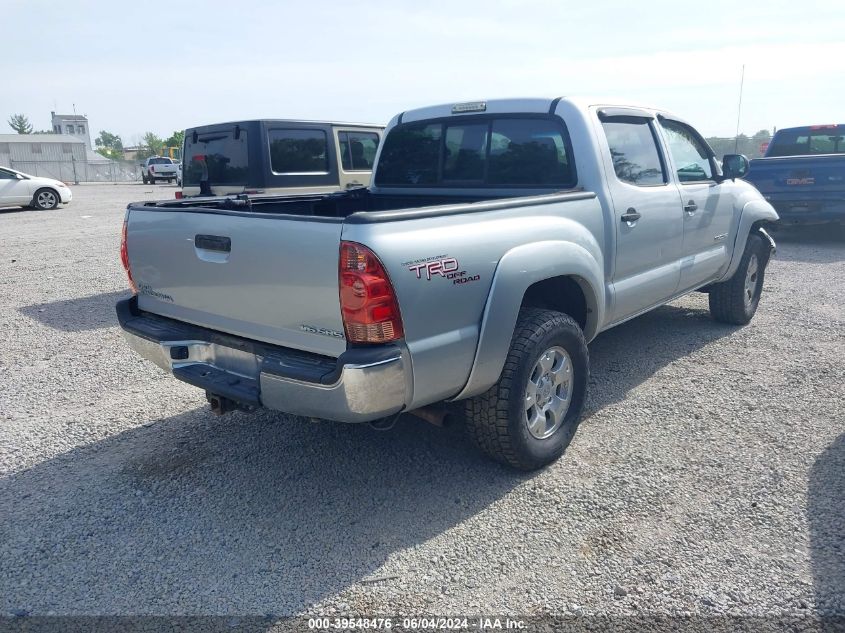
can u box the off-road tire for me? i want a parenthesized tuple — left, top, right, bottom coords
(709, 233, 769, 325)
(463, 308, 589, 470)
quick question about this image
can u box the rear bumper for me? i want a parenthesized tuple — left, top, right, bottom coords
(116, 297, 408, 423)
(768, 199, 845, 225)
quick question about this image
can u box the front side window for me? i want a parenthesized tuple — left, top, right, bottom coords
(338, 131, 379, 171)
(601, 119, 666, 186)
(268, 129, 328, 173)
(375, 116, 574, 187)
(660, 119, 714, 182)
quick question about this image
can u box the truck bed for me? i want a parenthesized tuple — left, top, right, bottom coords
(135, 188, 582, 220)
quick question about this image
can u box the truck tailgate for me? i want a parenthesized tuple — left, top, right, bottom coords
(747, 155, 845, 196)
(125, 207, 346, 357)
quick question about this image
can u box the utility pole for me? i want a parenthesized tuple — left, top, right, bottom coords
(734, 64, 745, 153)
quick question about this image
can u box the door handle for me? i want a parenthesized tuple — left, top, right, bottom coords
(195, 234, 231, 253)
(684, 200, 698, 214)
(620, 208, 641, 223)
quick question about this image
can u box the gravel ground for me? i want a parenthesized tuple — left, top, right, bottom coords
(0, 184, 842, 622)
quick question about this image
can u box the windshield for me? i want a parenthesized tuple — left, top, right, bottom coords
(767, 126, 845, 156)
(375, 116, 575, 188)
(183, 129, 250, 186)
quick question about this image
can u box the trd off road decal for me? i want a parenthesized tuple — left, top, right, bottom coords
(403, 255, 480, 286)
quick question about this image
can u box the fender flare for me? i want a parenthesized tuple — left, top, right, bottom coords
(719, 198, 779, 282)
(452, 240, 604, 401)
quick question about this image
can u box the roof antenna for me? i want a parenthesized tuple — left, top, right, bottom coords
(733, 64, 745, 153)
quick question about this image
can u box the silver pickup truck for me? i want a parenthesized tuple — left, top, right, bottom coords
(117, 97, 778, 470)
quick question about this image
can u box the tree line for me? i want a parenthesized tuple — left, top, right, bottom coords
(5, 113, 184, 162)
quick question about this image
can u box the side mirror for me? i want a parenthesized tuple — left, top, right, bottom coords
(16, 173, 25, 180)
(722, 153, 749, 180)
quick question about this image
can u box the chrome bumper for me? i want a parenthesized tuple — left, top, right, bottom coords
(118, 300, 408, 423)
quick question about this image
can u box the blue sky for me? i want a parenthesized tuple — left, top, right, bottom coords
(3, 0, 843, 144)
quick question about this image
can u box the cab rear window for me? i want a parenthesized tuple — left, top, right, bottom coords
(375, 116, 575, 187)
(767, 126, 845, 156)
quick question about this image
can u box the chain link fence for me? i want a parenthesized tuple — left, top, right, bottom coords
(6, 159, 141, 183)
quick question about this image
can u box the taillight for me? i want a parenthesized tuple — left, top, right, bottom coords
(149, 165, 155, 172)
(175, 191, 183, 199)
(339, 241, 403, 344)
(120, 219, 137, 294)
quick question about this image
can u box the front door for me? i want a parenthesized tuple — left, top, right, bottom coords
(0, 168, 31, 207)
(598, 113, 684, 323)
(658, 118, 735, 291)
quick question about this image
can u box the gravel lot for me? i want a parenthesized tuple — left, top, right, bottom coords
(0, 184, 842, 622)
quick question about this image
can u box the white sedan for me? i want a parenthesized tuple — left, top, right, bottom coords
(0, 166, 72, 210)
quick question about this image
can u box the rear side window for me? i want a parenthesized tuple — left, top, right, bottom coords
(660, 119, 714, 182)
(375, 116, 574, 187)
(268, 129, 328, 173)
(338, 131, 379, 171)
(601, 119, 666, 186)
(183, 130, 250, 186)
(767, 127, 845, 156)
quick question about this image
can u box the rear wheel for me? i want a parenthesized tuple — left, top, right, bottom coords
(32, 188, 59, 210)
(463, 308, 589, 470)
(709, 233, 768, 324)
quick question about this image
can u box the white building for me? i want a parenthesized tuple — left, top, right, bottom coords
(50, 111, 92, 149)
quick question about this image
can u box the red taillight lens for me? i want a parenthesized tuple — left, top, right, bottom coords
(339, 241, 403, 344)
(175, 191, 183, 199)
(149, 165, 154, 172)
(120, 219, 137, 294)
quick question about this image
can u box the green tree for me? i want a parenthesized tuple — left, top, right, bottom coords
(95, 130, 124, 159)
(136, 132, 164, 160)
(164, 130, 184, 149)
(7, 114, 33, 134)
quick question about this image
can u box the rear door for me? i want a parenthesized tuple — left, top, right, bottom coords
(335, 128, 381, 189)
(657, 117, 735, 291)
(127, 208, 347, 357)
(597, 111, 684, 323)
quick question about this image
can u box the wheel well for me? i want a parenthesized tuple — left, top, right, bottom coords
(32, 186, 58, 200)
(520, 276, 588, 330)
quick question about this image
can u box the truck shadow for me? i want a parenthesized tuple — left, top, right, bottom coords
(808, 432, 845, 620)
(18, 290, 130, 332)
(0, 407, 524, 615)
(584, 301, 734, 415)
(2, 299, 738, 615)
